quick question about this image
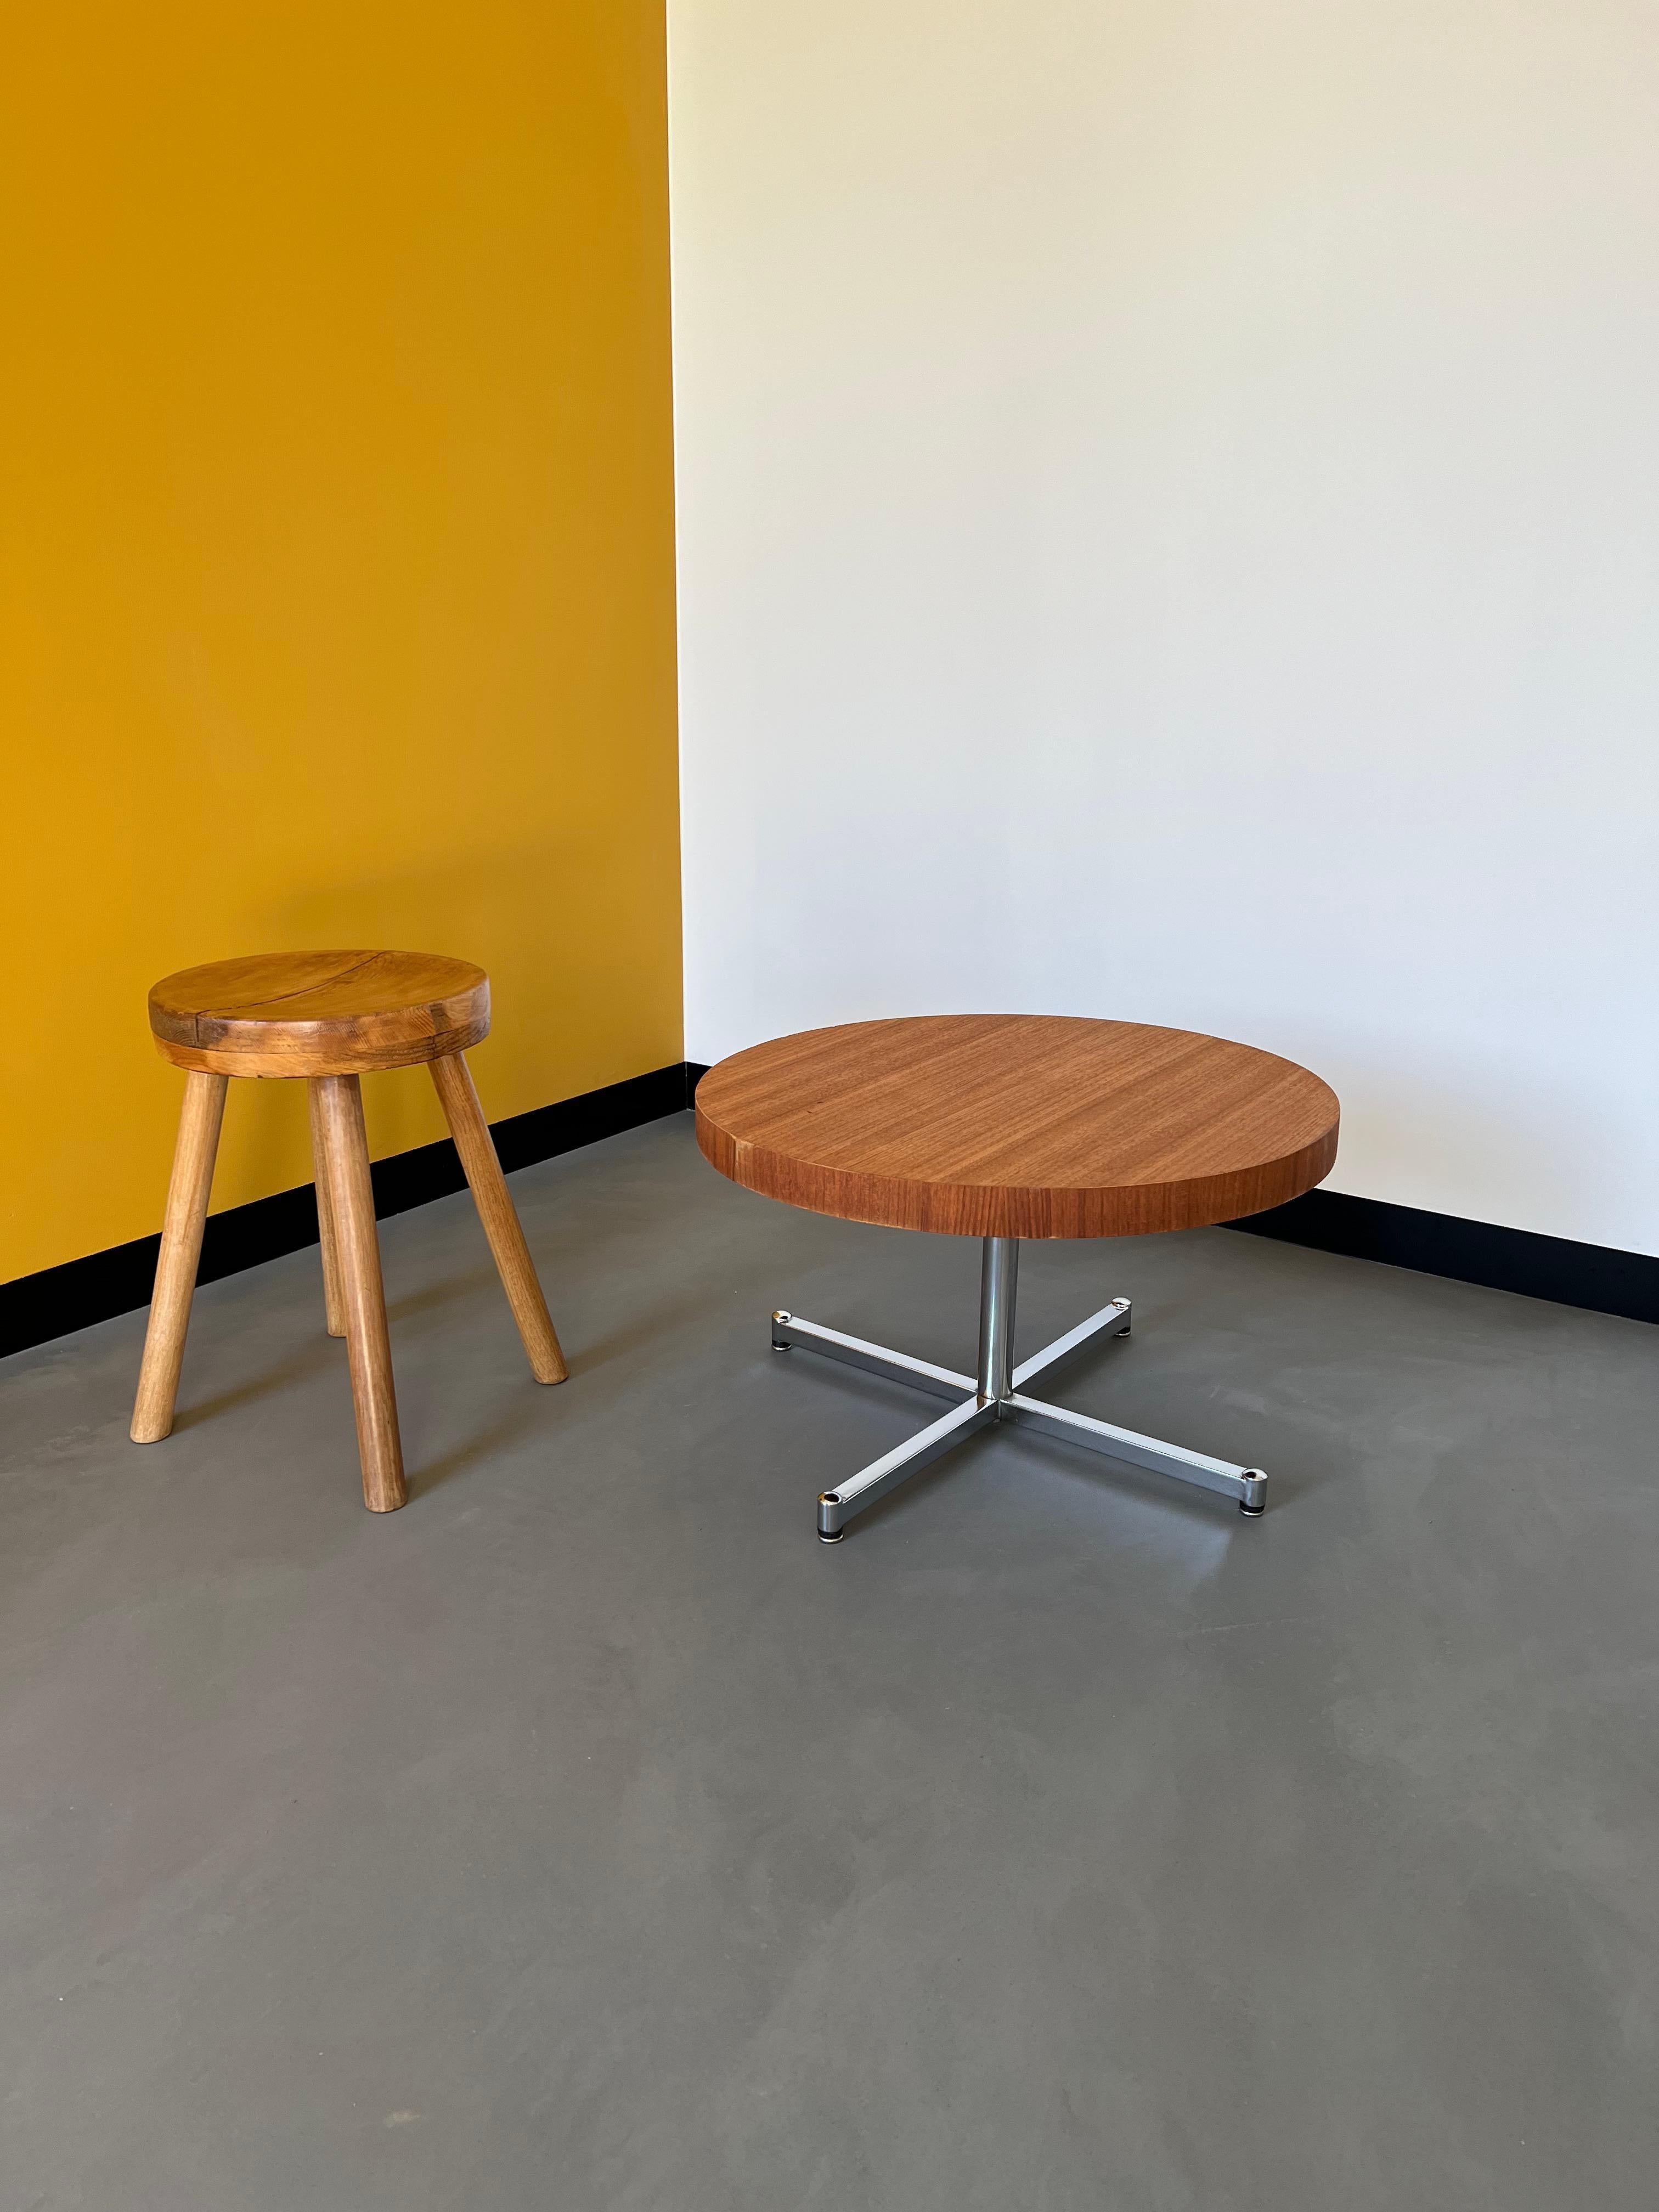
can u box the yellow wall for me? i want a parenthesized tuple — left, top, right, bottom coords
(2, 2, 681, 1283)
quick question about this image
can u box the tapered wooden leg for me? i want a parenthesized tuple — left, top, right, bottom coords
(307, 1080, 347, 1337)
(313, 1075, 407, 1511)
(430, 1052, 568, 1384)
(132, 1071, 229, 1443)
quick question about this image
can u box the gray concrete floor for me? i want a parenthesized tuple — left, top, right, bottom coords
(2, 1114, 1656, 2210)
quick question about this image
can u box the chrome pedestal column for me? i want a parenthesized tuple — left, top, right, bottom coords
(771, 1235, 1268, 1543)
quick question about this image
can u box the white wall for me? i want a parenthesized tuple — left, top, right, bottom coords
(669, 0, 1659, 1252)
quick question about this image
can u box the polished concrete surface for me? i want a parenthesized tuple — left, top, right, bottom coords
(2, 1114, 1656, 2209)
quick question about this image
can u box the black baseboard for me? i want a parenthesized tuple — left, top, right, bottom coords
(692, 1057, 1654, 1324)
(1, 1062, 701, 1361)
(1226, 1188, 1659, 1326)
(9, 1060, 1652, 1356)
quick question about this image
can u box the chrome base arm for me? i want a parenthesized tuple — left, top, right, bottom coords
(816, 1394, 998, 1540)
(771, 1311, 973, 1401)
(774, 1239, 1268, 1542)
(1001, 1395, 1266, 1514)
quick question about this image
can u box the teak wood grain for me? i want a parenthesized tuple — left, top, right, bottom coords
(695, 1015, 1340, 1239)
(307, 1079, 348, 1337)
(313, 1074, 406, 1511)
(149, 949, 489, 1077)
(430, 1052, 568, 1385)
(131, 1069, 228, 1441)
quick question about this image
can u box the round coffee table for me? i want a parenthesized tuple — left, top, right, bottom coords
(695, 1014, 1339, 1541)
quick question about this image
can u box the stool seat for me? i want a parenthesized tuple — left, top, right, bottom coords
(148, 950, 490, 1077)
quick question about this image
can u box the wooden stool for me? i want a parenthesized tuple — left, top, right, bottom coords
(131, 950, 567, 1511)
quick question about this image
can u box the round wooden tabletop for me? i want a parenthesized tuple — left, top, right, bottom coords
(148, 950, 490, 1077)
(696, 1015, 1339, 1239)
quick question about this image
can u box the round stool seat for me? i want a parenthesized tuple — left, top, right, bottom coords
(148, 950, 490, 1077)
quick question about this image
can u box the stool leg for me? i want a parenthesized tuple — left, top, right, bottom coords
(132, 1070, 229, 1443)
(307, 1080, 347, 1337)
(430, 1052, 568, 1384)
(313, 1075, 407, 1512)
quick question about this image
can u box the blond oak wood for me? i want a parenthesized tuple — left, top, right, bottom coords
(307, 1080, 347, 1338)
(430, 1052, 567, 1384)
(696, 1015, 1340, 1239)
(148, 950, 489, 1077)
(131, 1070, 229, 1442)
(314, 1075, 407, 1511)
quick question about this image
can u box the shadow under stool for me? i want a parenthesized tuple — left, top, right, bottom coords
(131, 949, 566, 1510)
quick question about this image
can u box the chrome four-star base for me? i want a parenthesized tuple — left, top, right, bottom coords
(773, 1235, 1267, 1542)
